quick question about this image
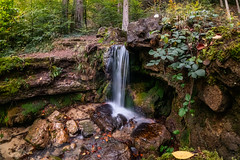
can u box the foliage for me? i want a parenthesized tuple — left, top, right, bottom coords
(51, 66, 62, 78)
(160, 145, 174, 153)
(22, 101, 46, 116)
(0, 0, 71, 56)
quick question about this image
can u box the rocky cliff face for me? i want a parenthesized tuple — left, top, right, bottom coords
(127, 17, 240, 160)
(0, 37, 108, 105)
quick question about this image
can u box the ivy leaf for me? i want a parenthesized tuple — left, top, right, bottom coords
(183, 101, 189, 106)
(185, 94, 191, 101)
(167, 56, 174, 61)
(179, 108, 187, 117)
(195, 69, 205, 77)
(146, 63, 154, 66)
(149, 50, 155, 55)
(161, 56, 167, 60)
(173, 130, 180, 135)
(192, 64, 199, 71)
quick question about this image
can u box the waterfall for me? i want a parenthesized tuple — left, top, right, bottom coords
(106, 45, 152, 124)
(112, 45, 129, 107)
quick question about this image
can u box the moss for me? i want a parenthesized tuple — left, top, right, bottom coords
(202, 26, 240, 62)
(0, 78, 27, 96)
(180, 128, 190, 146)
(0, 56, 24, 75)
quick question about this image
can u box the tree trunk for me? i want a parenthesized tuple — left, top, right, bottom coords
(75, 0, 84, 29)
(220, 0, 224, 7)
(62, 0, 69, 33)
(224, 0, 231, 20)
(236, 0, 240, 13)
(118, 0, 121, 13)
(122, 0, 129, 31)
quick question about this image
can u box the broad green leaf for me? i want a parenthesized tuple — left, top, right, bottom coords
(179, 108, 187, 117)
(167, 56, 174, 61)
(195, 69, 205, 77)
(149, 49, 156, 55)
(183, 101, 189, 106)
(185, 94, 191, 101)
(173, 130, 180, 135)
(146, 63, 154, 66)
(192, 64, 199, 71)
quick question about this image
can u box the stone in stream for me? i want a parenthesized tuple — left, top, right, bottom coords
(131, 123, 171, 156)
(78, 120, 97, 138)
(66, 120, 79, 137)
(25, 119, 50, 149)
(79, 137, 131, 160)
(51, 122, 69, 147)
(91, 104, 128, 132)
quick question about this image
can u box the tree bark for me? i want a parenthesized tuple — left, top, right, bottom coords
(75, 0, 84, 29)
(122, 0, 129, 31)
(220, 0, 224, 7)
(236, 0, 240, 14)
(224, 0, 231, 20)
(62, 0, 69, 33)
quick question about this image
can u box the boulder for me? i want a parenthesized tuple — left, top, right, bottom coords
(78, 120, 98, 138)
(80, 137, 131, 160)
(131, 123, 171, 155)
(199, 85, 230, 112)
(51, 122, 69, 146)
(25, 119, 50, 149)
(66, 120, 79, 136)
(127, 17, 162, 49)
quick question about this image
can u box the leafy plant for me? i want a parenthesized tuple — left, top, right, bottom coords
(51, 66, 62, 78)
(173, 130, 180, 135)
(160, 145, 174, 153)
(22, 101, 46, 116)
(179, 94, 195, 117)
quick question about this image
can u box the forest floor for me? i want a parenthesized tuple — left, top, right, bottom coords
(19, 35, 99, 58)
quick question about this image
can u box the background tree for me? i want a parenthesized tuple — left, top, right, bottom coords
(236, 0, 240, 13)
(122, 0, 129, 31)
(62, 0, 69, 33)
(75, 0, 84, 29)
(220, 0, 224, 7)
(224, 0, 231, 20)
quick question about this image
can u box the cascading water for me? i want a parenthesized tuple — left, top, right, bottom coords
(112, 45, 129, 107)
(106, 45, 151, 123)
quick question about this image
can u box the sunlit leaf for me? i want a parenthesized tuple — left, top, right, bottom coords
(172, 151, 194, 159)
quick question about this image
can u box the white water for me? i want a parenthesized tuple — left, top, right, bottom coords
(108, 45, 153, 123)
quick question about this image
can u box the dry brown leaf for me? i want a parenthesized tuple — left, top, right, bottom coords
(172, 151, 194, 159)
(212, 34, 222, 40)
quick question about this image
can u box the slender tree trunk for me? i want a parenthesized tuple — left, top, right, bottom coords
(75, 0, 84, 29)
(236, 0, 240, 14)
(224, 0, 231, 20)
(220, 0, 224, 7)
(62, 0, 69, 33)
(122, 0, 129, 31)
(118, 0, 121, 13)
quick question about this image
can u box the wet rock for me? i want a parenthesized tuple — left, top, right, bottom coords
(131, 123, 171, 154)
(78, 120, 98, 138)
(115, 114, 128, 129)
(0, 127, 26, 144)
(91, 104, 117, 132)
(0, 135, 34, 160)
(51, 123, 69, 146)
(66, 120, 78, 136)
(199, 85, 230, 112)
(25, 119, 50, 149)
(80, 137, 131, 160)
